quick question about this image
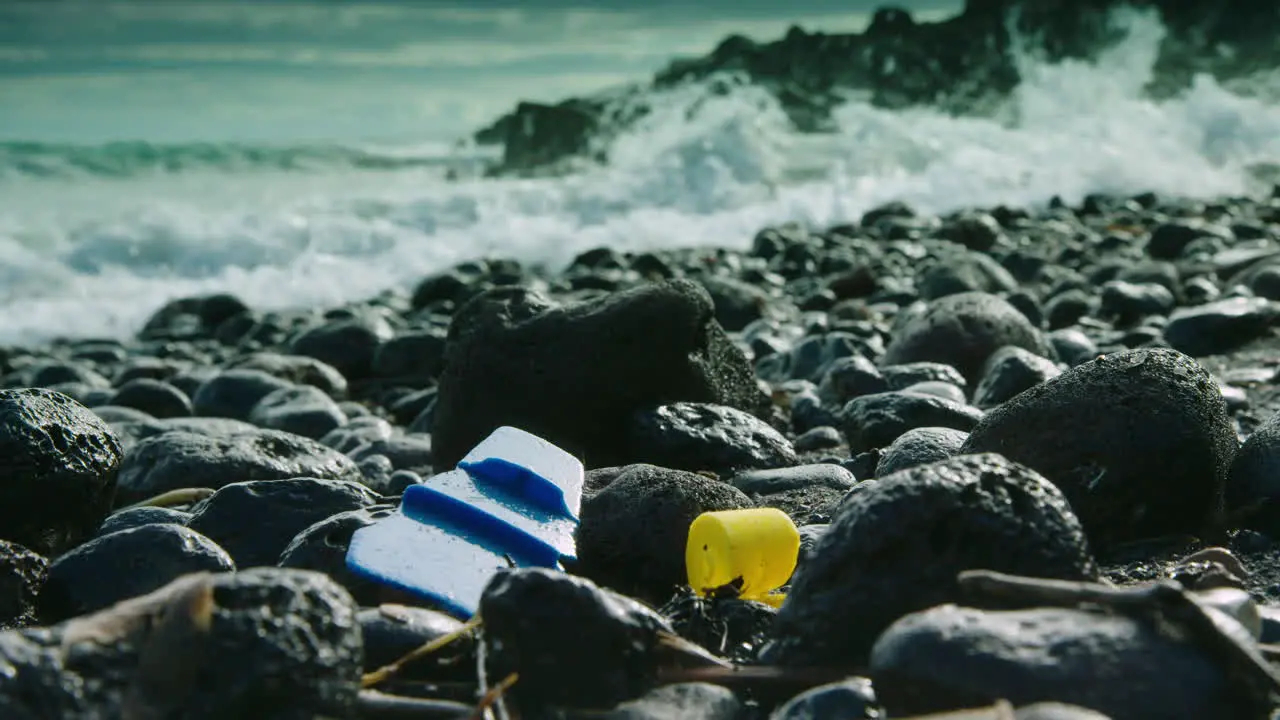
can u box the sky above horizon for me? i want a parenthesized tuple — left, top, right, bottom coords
(0, 0, 963, 144)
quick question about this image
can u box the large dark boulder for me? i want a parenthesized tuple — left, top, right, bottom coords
(961, 348, 1236, 549)
(431, 280, 770, 470)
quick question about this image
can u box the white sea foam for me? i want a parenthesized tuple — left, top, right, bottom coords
(0, 10, 1277, 345)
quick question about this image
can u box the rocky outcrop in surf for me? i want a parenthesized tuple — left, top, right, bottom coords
(473, 0, 1279, 176)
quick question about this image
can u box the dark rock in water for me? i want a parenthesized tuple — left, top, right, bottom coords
(187, 477, 380, 568)
(1099, 280, 1176, 325)
(0, 388, 123, 556)
(0, 540, 46, 629)
(882, 292, 1050, 384)
(138, 292, 250, 340)
(771, 677, 879, 720)
(793, 426, 844, 452)
(840, 391, 983, 452)
(605, 682, 741, 720)
(869, 604, 1258, 719)
(660, 589, 777, 663)
(371, 329, 447, 385)
(763, 453, 1097, 667)
(228, 352, 348, 398)
(37, 523, 234, 623)
(290, 315, 395, 382)
(431, 280, 770, 471)
(248, 385, 347, 439)
(881, 361, 968, 392)
(972, 345, 1063, 409)
(108, 378, 192, 419)
(730, 464, 855, 495)
(700, 276, 773, 332)
(97, 506, 191, 535)
(961, 348, 1237, 549)
(626, 403, 797, 476)
(816, 354, 889, 406)
(116, 428, 364, 506)
(1163, 296, 1278, 357)
(939, 212, 1004, 253)
(875, 426, 969, 477)
(917, 251, 1018, 300)
(479, 568, 677, 711)
(279, 506, 395, 606)
(358, 604, 473, 681)
(191, 369, 294, 420)
(576, 464, 753, 603)
(1248, 265, 1280, 301)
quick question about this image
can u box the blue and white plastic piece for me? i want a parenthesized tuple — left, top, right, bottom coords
(345, 426, 584, 618)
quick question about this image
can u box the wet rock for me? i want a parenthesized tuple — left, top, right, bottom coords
(875, 426, 969, 477)
(759, 332, 878, 385)
(870, 604, 1257, 719)
(840, 391, 983, 452)
(0, 540, 46, 629)
(97, 506, 192, 535)
(279, 506, 396, 607)
(626, 403, 797, 475)
(138, 292, 250, 340)
(346, 435, 435, 474)
(358, 604, 473, 681)
(917, 251, 1018, 300)
(1146, 221, 1215, 260)
(248, 385, 347, 439)
(1045, 289, 1095, 330)
(961, 348, 1237, 549)
(187, 477, 381, 568)
(770, 677, 878, 720)
(1048, 328, 1099, 367)
(479, 568, 678, 711)
(0, 388, 123, 555)
(1222, 408, 1280, 532)
(191, 369, 294, 420)
(606, 682, 741, 719)
(38, 523, 234, 623)
(290, 315, 396, 383)
(881, 361, 968, 391)
(228, 352, 348, 397)
(730, 464, 856, 495)
(1099, 281, 1176, 325)
(432, 280, 770, 470)
(116, 428, 364, 506)
(882, 292, 1050, 384)
(1163, 297, 1278, 357)
(763, 454, 1098, 667)
(972, 346, 1063, 409)
(901, 380, 968, 404)
(939, 212, 1005, 253)
(1015, 704, 1113, 720)
(371, 329, 447, 384)
(576, 464, 753, 603)
(700, 276, 772, 331)
(107, 378, 192, 419)
(320, 416, 394, 454)
(793, 426, 844, 452)
(816, 354, 889, 406)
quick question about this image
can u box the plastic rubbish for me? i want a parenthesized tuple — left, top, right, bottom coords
(345, 426, 583, 618)
(686, 508, 800, 608)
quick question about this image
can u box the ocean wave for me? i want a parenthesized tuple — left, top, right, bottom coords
(0, 10, 1277, 345)
(0, 140, 497, 181)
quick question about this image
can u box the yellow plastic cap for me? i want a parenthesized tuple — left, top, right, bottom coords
(686, 508, 800, 607)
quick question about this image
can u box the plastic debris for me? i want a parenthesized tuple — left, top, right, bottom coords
(686, 508, 800, 608)
(346, 426, 584, 618)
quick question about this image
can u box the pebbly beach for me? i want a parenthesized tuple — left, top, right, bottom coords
(2, 0, 1280, 718)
